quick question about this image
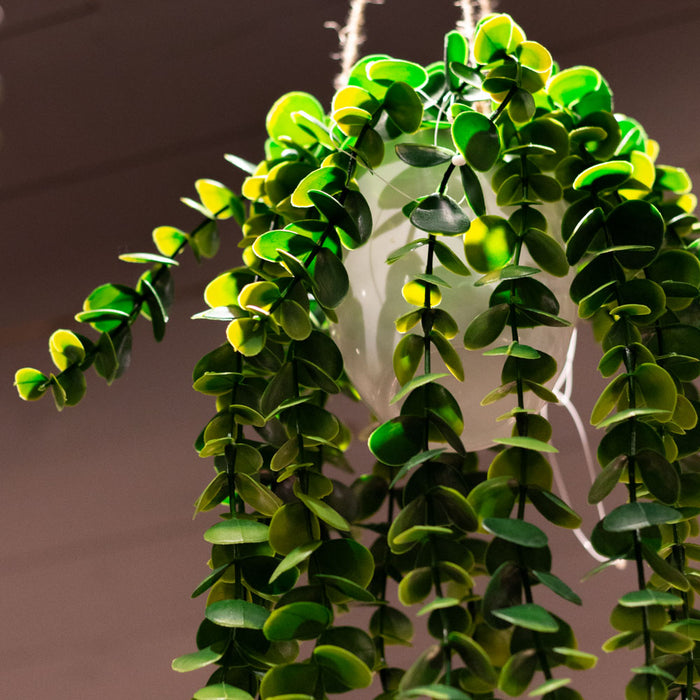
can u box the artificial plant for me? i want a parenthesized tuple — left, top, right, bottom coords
(14, 10, 700, 700)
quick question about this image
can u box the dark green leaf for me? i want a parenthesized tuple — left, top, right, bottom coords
(482, 517, 548, 548)
(205, 599, 269, 629)
(410, 193, 470, 235)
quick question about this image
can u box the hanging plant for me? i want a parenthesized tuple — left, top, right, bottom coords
(14, 8, 700, 700)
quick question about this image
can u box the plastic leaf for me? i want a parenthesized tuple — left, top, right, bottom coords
(226, 318, 266, 357)
(603, 502, 682, 532)
(14, 367, 49, 401)
(395, 143, 454, 167)
(463, 303, 509, 349)
(193, 684, 255, 700)
(172, 643, 226, 672)
(482, 517, 548, 548)
(205, 599, 269, 629)
(492, 603, 558, 632)
(263, 601, 332, 641)
(452, 111, 500, 171)
(410, 193, 470, 235)
(532, 570, 581, 605)
(266, 91, 326, 147)
(312, 247, 349, 308)
(312, 645, 373, 690)
(204, 518, 269, 545)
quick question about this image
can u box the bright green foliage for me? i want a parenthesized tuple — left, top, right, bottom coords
(15, 10, 700, 700)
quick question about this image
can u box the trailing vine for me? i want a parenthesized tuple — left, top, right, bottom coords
(14, 11, 700, 700)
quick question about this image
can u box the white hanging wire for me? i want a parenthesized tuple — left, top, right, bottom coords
(543, 329, 627, 569)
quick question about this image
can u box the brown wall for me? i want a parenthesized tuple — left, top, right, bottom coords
(2, 1, 700, 697)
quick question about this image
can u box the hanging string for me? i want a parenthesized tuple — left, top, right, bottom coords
(328, 0, 494, 89)
(455, 0, 493, 37)
(325, 0, 385, 91)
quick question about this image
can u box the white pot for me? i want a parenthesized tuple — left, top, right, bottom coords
(333, 131, 575, 451)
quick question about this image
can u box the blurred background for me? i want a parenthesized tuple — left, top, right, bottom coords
(2, 0, 700, 697)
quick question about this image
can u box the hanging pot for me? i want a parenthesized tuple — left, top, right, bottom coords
(333, 129, 575, 451)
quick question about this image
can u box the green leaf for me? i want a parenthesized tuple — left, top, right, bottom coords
(307, 189, 365, 250)
(391, 373, 449, 405)
(523, 229, 568, 277)
(498, 649, 538, 696)
(386, 238, 429, 264)
(588, 459, 625, 505)
(119, 251, 179, 266)
(492, 603, 559, 632)
(368, 416, 425, 466)
(393, 333, 425, 385)
(641, 543, 691, 591)
(388, 448, 445, 488)
(430, 331, 465, 381)
(433, 240, 471, 276)
(205, 599, 269, 629)
(94, 332, 119, 384)
(398, 566, 433, 605)
(464, 216, 516, 272)
(473, 14, 523, 64)
(636, 449, 680, 505)
(312, 247, 349, 308)
(383, 81, 423, 133)
(603, 502, 682, 532)
(235, 473, 283, 517)
(368, 58, 428, 87)
(226, 318, 266, 357)
(172, 643, 226, 672)
(266, 91, 326, 147)
(528, 488, 582, 529)
(607, 200, 665, 269)
(204, 518, 270, 545)
(253, 229, 316, 264)
(463, 303, 509, 349)
(140, 277, 167, 342)
(409, 193, 470, 235)
(590, 374, 627, 426)
(290, 167, 346, 208)
(81, 283, 139, 332)
(276, 300, 312, 341)
(195, 179, 239, 219)
(482, 517, 548, 548)
(452, 110, 500, 171)
(565, 206, 604, 265)
(193, 472, 228, 515)
(533, 570, 582, 605)
(395, 143, 454, 167)
(191, 562, 230, 598)
(402, 684, 472, 699)
(263, 601, 332, 641)
(14, 367, 49, 401)
(312, 645, 373, 689)
(528, 678, 572, 697)
(619, 590, 684, 607)
(573, 161, 633, 192)
(493, 436, 557, 453)
(53, 365, 86, 407)
(633, 363, 677, 422)
(294, 486, 350, 532)
(460, 164, 486, 216)
(270, 541, 322, 583)
(193, 684, 255, 700)
(152, 225, 188, 257)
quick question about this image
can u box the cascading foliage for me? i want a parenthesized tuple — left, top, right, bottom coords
(14, 12, 700, 700)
